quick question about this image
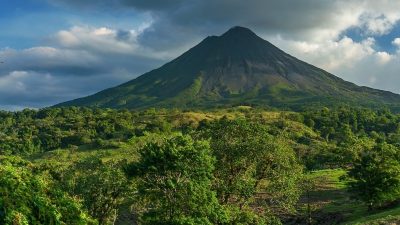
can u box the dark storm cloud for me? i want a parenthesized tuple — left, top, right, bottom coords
(134, 0, 350, 53)
(47, 0, 186, 10)
(163, 0, 337, 31)
(120, 0, 186, 10)
(45, 0, 347, 51)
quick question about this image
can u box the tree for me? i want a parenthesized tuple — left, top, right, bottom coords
(348, 143, 400, 209)
(62, 157, 132, 225)
(198, 118, 303, 223)
(129, 135, 226, 225)
(0, 156, 95, 225)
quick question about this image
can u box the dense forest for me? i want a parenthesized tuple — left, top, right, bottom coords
(1, 106, 400, 224)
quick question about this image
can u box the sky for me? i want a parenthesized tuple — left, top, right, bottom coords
(2, 0, 400, 110)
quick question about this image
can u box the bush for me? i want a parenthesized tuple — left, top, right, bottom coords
(348, 143, 400, 209)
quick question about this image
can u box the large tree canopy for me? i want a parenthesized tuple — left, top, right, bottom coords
(129, 135, 226, 225)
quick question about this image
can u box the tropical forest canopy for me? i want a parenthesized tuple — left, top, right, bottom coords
(1, 106, 400, 224)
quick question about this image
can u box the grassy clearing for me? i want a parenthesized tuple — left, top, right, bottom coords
(294, 169, 353, 224)
(344, 206, 400, 225)
(295, 169, 400, 225)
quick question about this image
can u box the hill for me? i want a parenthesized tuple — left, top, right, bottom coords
(57, 26, 400, 110)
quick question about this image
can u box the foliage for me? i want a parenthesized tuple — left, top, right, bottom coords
(0, 156, 95, 225)
(0, 107, 139, 155)
(301, 107, 400, 168)
(60, 157, 132, 225)
(2, 106, 400, 224)
(197, 117, 303, 222)
(129, 135, 226, 225)
(302, 107, 400, 146)
(348, 143, 400, 209)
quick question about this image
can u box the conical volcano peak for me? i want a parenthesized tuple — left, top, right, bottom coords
(186, 26, 285, 64)
(57, 26, 400, 110)
(223, 26, 256, 36)
(213, 26, 279, 53)
(220, 26, 261, 40)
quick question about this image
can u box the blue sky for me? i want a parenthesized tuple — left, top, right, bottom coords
(0, 0, 58, 48)
(0, 0, 147, 49)
(1, 0, 400, 110)
(342, 22, 400, 53)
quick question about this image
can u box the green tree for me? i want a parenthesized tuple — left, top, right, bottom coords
(348, 143, 400, 209)
(129, 135, 226, 225)
(198, 118, 303, 223)
(0, 156, 95, 225)
(62, 157, 132, 225)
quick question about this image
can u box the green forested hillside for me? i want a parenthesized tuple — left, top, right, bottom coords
(1, 106, 400, 224)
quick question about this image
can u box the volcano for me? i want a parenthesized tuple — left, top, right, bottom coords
(57, 26, 400, 110)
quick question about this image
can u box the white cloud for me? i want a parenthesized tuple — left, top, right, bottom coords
(0, 70, 58, 108)
(56, 30, 80, 46)
(55, 26, 138, 54)
(375, 51, 392, 64)
(359, 13, 397, 35)
(53, 24, 179, 60)
(334, 54, 400, 93)
(0, 71, 30, 92)
(393, 38, 400, 47)
(272, 36, 375, 71)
